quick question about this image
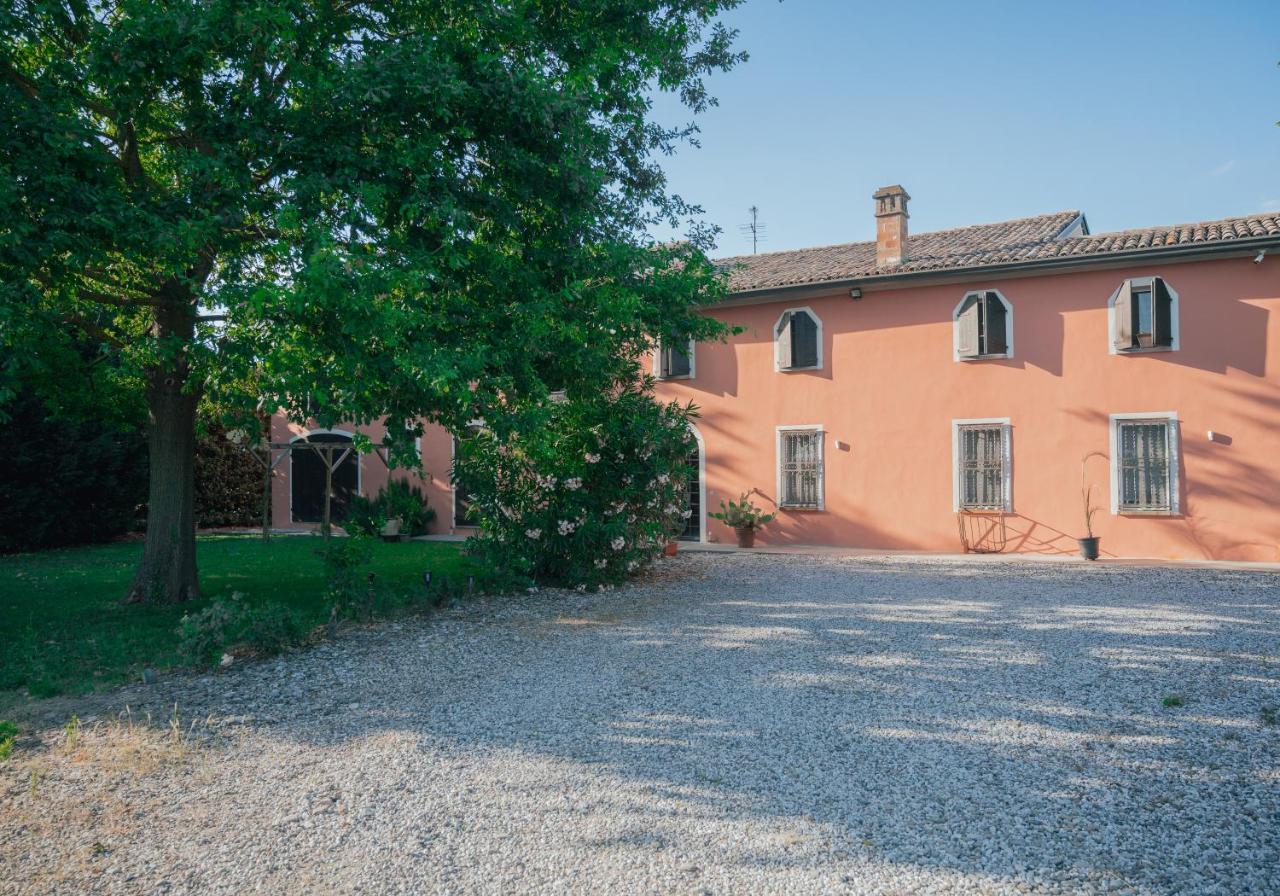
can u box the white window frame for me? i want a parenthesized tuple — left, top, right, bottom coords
(773, 307, 824, 372)
(1107, 277, 1180, 355)
(951, 418, 1013, 512)
(775, 424, 825, 510)
(1109, 412, 1180, 515)
(450, 419, 485, 529)
(653, 338, 695, 380)
(952, 289, 1014, 361)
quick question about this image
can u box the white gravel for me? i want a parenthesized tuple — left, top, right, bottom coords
(3, 552, 1279, 895)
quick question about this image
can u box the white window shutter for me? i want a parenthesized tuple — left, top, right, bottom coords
(1113, 281, 1134, 350)
(956, 295, 980, 358)
(777, 313, 793, 369)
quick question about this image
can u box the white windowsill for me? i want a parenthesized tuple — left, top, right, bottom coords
(1116, 345, 1176, 355)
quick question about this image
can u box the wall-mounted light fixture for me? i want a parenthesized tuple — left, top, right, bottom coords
(849, 288, 862, 300)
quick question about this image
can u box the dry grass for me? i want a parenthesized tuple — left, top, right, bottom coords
(0, 704, 233, 893)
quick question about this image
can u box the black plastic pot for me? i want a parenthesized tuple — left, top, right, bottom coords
(1078, 536, 1100, 561)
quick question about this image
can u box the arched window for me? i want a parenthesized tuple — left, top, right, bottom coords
(953, 290, 1013, 360)
(1108, 277, 1178, 353)
(290, 431, 360, 524)
(774, 307, 822, 371)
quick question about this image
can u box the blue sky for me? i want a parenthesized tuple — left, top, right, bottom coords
(651, 0, 1280, 257)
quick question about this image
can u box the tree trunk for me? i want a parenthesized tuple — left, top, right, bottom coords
(126, 300, 201, 604)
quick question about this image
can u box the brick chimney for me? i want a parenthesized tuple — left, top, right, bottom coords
(873, 185, 910, 268)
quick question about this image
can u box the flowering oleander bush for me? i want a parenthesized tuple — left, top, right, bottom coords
(454, 385, 696, 589)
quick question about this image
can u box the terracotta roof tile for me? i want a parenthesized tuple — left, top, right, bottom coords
(719, 211, 1280, 293)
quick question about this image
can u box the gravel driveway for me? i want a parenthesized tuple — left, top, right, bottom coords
(3, 553, 1279, 895)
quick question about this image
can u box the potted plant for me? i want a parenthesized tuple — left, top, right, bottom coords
(380, 516, 403, 543)
(711, 492, 777, 548)
(1078, 451, 1106, 560)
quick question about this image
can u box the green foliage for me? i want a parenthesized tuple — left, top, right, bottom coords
(345, 480, 436, 537)
(0, 390, 147, 554)
(382, 480, 436, 536)
(1261, 705, 1277, 726)
(1, 0, 745, 602)
(1, 0, 742, 452)
(455, 384, 697, 589)
(710, 493, 777, 530)
(0, 536, 480, 703)
(175, 595, 241, 667)
(344, 496, 385, 540)
(0, 719, 17, 762)
(176, 591, 301, 666)
(194, 422, 266, 529)
(321, 534, 376, 605)
(1162, 695, 1184, 708)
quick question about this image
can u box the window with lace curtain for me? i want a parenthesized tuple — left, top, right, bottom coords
(1110, 414, 1179, 513)
(952, 419, 1012, 512)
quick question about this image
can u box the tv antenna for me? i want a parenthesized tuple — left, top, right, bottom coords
(739, 206, 767, 254)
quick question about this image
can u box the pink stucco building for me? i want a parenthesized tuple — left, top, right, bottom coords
(273, 186, 1280, 562)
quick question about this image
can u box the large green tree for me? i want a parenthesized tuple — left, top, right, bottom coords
(1, 1, 741, 602)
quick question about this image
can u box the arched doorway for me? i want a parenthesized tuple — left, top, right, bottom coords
(678, 424, 706, 542)
(290, 431, 360, 524)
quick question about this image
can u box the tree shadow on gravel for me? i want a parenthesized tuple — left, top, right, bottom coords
(66, 555, 1280, 893)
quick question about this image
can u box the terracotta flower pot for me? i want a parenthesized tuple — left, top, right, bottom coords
(735, 526, 755, 548)
(663, 540, 678, 557)
(1078, 536, 1100, 561)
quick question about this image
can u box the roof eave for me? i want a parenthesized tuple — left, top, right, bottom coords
(714, 234, 1280, 306)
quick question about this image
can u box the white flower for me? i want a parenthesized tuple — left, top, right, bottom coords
(525, 528, 541, 539)
(584, 453, 600, 464)
(656, 473, 669, 484)
(575, 584, 587, 592)
(626, 560, 639, 571)
(611, 536, 626, 551)
(594, 558, 607, 569)
(565, 477, 583, 490)
(558, 520, 577, 535)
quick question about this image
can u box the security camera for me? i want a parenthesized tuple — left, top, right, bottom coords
(1255, 249, 1267, 264)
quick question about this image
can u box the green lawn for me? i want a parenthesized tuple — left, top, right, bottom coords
(0, 536, 479, 707)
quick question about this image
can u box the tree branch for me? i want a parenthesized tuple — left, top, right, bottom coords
(60, 310, 127, 349)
